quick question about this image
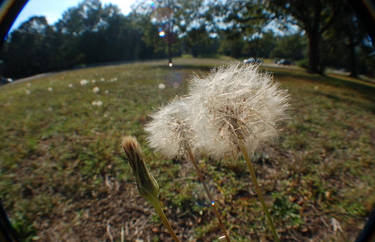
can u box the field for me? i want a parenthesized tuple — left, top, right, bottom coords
(0, 57, 375, 241)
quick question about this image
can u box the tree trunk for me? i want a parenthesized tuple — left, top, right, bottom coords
(307, 31, 321, 74)
(349, 37, 358, 78)
(168, 38, 172, 64)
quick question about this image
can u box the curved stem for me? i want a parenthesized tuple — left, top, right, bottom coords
(185, 145, 231, 242)
(149, 196, 180, 242)
(238, 140, 280, 242)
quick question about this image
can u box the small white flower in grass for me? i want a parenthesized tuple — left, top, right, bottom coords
(48, 87, 53, 92)
(68, 83, 73, 88)
(80, 79, 89, 86)
(189, 64, 289, 158)
(158, 83, 166, 90)
(145, 98, 195, 159)
(93, 86, 100, 94)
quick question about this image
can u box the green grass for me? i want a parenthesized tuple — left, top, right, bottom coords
(0, 57, 374, 241)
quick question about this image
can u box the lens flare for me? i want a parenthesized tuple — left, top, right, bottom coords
(150, 1, 155, 9)
(159, 30, 166, 38)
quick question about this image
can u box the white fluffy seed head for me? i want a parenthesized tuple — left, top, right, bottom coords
(188, 64, 289, 158)
(93, 86, 100, 93)
(145, 98, 195, 159)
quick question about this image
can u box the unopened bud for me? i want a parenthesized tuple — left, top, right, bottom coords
(122, 136, 159, 201)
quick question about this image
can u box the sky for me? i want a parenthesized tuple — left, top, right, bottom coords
(10, 0, 297, 36)
(11, 0, 137, 31)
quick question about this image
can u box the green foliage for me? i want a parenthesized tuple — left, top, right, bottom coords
(270, 33, 306, 60)
(296, 59, 309, 69)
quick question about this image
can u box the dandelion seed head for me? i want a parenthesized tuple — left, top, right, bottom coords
(145, 98, 195, 158)
(93, 86, 100, 93)
(92, 100, 103, 106)
(158, 83, 166, 89)
(80, 79, 89, 86)
(189, 64, 289, 158)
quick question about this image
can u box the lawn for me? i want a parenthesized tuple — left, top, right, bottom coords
(0, 57, 374, 241)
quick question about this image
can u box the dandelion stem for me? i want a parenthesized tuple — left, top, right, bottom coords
(149, 196, 181, 242)
(185, 145, 231, 242)
(238, 140, 280, 242)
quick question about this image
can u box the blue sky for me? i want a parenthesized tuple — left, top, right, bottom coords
(11, 0, 136, 31)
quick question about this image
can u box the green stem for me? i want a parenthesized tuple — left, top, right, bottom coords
(149, 196, 180, 242)
(185, 145, 231, 242)
(238, 140, 280, 242)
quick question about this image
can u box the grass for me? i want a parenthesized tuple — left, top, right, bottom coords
(0, 57, 374, 241)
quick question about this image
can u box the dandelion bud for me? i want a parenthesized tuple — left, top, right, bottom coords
(121, 136, 159, 201)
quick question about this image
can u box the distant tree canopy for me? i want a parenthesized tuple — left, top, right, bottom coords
(0, 0, 374, 78)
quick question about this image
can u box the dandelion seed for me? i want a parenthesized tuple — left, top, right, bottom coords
(48, 87, 53, 92)
(218, 235, 226, 241)
(189, 64, 289, 158)
(158, 83, 166, 90)
(93, 86, 100, 94)
(80, 79, 89, 86)
(68, 83, 73, 88)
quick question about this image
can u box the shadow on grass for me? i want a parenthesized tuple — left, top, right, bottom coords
(266, 67, 375, 103)
(153, 64, 213, 72)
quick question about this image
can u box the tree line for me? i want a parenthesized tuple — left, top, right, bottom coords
(0, 0, 374, 78)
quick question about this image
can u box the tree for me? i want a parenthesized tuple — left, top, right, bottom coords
(324, 1, 369, 77)
(267, 0, 342, 73)
(270, 32, 306, 60)
(184, 26, 219, 57)
(133, 0, 187, 65)
(2, 16, 57, 77)
(242, 30, 278, 58)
